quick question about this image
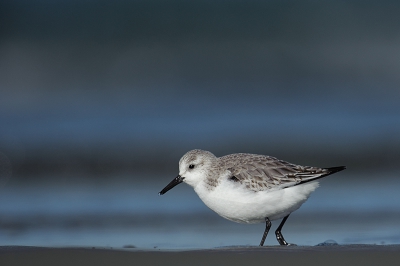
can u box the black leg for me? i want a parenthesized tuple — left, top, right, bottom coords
(275, 214, 292, 246)
(259, 217, 271, 246)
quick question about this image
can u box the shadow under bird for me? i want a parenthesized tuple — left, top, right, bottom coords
(159, 149, 345, 246)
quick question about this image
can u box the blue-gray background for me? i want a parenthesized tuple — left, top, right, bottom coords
(0, 0, 399, 248)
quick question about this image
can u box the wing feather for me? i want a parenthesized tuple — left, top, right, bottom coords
(219, 153, 344, 192)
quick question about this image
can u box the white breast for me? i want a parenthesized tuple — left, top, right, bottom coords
(194, 178, 319, 224)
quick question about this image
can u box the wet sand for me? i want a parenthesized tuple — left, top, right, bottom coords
(1, 245, 400, 266)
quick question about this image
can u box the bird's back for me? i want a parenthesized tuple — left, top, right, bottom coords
(218, 153, 345, 192)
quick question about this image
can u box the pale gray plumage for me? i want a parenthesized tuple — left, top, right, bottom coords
(219, 153, 341, 191)
(181, 149, 344, 192)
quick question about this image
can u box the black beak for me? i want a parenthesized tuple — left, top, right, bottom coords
(159, 175, 184, 195)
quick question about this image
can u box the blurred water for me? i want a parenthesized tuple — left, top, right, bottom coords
(1, 96, 399, 181)
(1, 0, 400, 250)
(1, 0, 400, 179)
(0, 172, 399, 249)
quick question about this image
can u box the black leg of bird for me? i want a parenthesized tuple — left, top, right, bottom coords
(259, 217, 271, 246)
(275, 214, 290, 245)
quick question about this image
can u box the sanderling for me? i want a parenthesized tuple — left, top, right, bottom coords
(159, 149, 345, 246)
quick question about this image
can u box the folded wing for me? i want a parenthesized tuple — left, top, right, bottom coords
(219, 153, 345, 192)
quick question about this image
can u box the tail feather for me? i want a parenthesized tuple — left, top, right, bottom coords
(325, 166, 346, 174)
(297, 165, 346, 185)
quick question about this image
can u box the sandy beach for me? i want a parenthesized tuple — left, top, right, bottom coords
(1, 245, 400, 266)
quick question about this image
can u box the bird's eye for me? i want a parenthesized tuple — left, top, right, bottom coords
(189, 164, 195, 169)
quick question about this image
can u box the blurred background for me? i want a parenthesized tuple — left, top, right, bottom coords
(0, 0, 399, 248)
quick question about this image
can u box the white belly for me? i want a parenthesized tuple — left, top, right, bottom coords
(194, 179, 319, 224)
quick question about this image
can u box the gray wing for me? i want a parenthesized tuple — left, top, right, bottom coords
(219, 153, 344, 192)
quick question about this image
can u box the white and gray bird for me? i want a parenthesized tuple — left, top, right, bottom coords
(159, 149, 345, 246)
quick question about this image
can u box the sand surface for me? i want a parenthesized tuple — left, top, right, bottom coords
(1, 245, 400, 266)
